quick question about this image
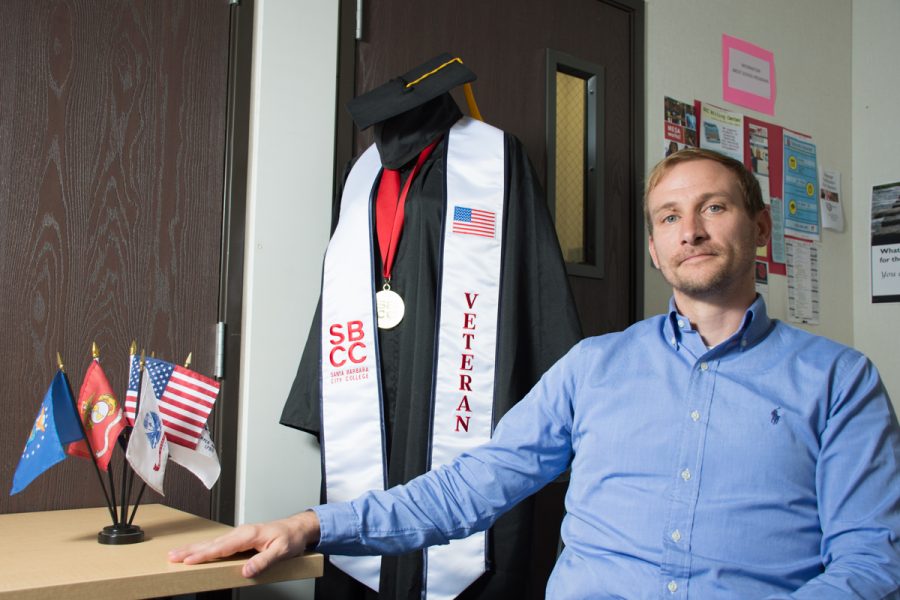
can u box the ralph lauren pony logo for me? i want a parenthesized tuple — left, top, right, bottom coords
(770, 407, 782, 425)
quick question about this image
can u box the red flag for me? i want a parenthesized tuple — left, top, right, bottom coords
(67, 360, 126, 471)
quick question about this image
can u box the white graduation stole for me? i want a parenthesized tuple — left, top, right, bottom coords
(320, 117, 505, 599)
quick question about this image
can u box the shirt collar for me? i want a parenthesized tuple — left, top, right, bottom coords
(664, 294, 773, 353)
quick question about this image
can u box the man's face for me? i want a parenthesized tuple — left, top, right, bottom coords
(647, 159, 771, 301)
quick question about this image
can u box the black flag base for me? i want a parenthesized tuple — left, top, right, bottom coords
(98, 523, 144, 545)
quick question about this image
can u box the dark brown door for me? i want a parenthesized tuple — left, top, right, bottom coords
(340, 0, 644, 336)
(0, 0, 231, 519)
(337, 0, 644, 595)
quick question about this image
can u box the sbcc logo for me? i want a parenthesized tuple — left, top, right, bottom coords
(328, 320, 367, 367)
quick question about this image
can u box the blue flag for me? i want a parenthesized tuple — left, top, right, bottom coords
(10, 371, 84, 495)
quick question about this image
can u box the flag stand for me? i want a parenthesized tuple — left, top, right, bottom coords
(14, 344, 220, 545)
(98, 522, 144, 544)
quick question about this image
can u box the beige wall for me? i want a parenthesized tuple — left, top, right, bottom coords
(851, 0, 900, 410)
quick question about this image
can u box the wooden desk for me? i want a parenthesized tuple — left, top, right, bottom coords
(0, 504, 323, 599)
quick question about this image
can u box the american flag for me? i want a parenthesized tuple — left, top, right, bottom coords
(452, 206, 495, 238)
(145, 357, 220, 449)
(125, 353, 140, 426)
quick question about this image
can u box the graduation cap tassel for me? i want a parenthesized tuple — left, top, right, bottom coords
(349, 53, 480, 131)
(400, 56, 483, 121)
(403, 56, 462, 87)
(58, 351, 118, 526)
(463, 83, 482, 121)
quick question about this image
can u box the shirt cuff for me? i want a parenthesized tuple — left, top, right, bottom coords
(312, 501, 359, 551)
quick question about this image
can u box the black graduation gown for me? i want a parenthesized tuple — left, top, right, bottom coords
(281, 102, 582, 600)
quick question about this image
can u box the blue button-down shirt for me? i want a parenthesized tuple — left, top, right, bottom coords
(315, 297, 900, 598)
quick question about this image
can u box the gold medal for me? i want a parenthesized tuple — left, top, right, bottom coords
(376, 284, 405, 329)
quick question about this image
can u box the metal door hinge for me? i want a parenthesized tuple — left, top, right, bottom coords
(215, 321, 226, 378)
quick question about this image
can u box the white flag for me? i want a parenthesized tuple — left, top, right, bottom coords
(126, 369, 169, 495)
(169, 424, 221, 489)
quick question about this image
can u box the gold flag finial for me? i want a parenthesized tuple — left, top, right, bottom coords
(130, 340, 137, 355)
(184, 352, 193, 369)
(57, 352, 65, 372)
(92, 341, 100, 359)
(139, 349, 146, 369)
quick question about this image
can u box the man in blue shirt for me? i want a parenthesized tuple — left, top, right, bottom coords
(171, 149, 900, 598)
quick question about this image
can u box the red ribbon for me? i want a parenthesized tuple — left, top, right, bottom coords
(375, 139, 440, 283)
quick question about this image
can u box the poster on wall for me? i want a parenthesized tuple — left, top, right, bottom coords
(782, 130, 820, 241)
(699, 103, 744, 162)
(744, 116, 787, 275)
(748, 122, 771, 179)
(770, 197, 786, 266)
(663, 96, 698, 158)
(786, 238, 820, 324)
(819, 168, 845, 232)
(871, 181, 900, 303)
(747, 122, 772, 262)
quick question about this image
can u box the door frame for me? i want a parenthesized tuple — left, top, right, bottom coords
(212, 0, 255, 525)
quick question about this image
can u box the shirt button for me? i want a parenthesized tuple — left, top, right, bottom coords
(681, 468, 691, 481)
(699, 361, 709, 371)
(677, 319, 685, 328)
(671, 529, 682, 542)
(741, 339, 748, 347)
(667, 580, 678, 593)
(690, 410, 700, 422)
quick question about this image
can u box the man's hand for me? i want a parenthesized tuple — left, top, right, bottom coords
(168, 510, 321, 578)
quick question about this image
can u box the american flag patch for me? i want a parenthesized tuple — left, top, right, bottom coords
(452, 206, 495, 238)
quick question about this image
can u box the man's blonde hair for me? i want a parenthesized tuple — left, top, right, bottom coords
(643, 148, 764, 232)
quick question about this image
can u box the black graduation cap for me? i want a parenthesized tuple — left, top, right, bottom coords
(347, 53, 477, 130)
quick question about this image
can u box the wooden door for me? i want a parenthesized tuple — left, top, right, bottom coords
(0, 0, 231, 520)
(339, 0, 644, 336)
(336, 0, 644, 595)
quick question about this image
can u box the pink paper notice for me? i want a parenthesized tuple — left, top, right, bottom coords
(722, 34, 776, 115)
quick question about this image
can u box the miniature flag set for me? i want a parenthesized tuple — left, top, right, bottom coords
(10, 343, 220, 544)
